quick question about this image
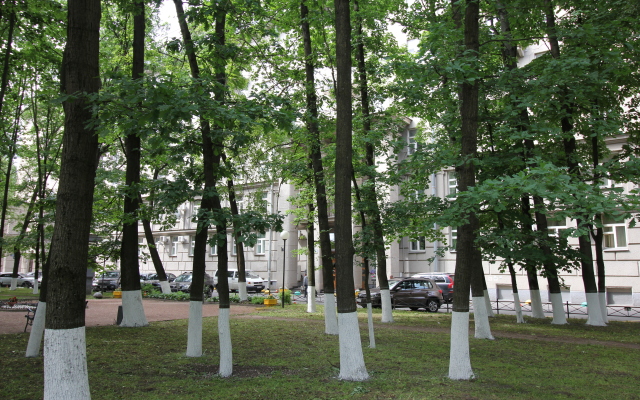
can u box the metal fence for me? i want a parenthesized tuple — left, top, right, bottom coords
(451, 299, 640, 319)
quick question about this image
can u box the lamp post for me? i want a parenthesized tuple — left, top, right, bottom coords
(280, 230, 290, 308)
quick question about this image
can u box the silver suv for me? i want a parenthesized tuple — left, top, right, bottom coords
(170, 272, 215, 297)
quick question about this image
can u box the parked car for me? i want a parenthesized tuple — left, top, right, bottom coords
(411, 273, 454, 303)
(214, 269, 266, 293)
(357, 277, 443, 312)
(0, 273, 33, 288)
(23, 272, 43, 284)
(140, 272, 176, 287)
(92, 271, 121, 291)
(170, 272, 215, 297)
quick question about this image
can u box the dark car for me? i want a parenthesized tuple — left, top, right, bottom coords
(170, 272, 215, 297)
(92, 271, 121, 291)
(357, 277, 444, 312)
(412, 273, 454, 303)
(141, 272, 177, 287)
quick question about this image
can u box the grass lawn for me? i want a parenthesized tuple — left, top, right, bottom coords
(1, 303, 639, 399)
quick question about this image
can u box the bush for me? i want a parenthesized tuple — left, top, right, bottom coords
(279, 289, 292, 304)
(251, 297, 265, 304)
(145, 291, 190, 301)
(141, 284, 160, 294)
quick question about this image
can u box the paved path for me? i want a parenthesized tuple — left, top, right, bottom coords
(0, 298, 259, 335)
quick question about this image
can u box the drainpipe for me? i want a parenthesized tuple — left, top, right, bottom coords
(432, 172, 439, 272)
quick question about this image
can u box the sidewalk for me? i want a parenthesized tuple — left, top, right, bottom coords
(0, 298, 258, 335)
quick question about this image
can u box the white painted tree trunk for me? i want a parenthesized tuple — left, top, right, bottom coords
(119, 290, 149, 327)
(307, 285, 317, 313)
(337, 312, 369, 381)
(218, 308, 233, 377)
(483, 289, 494, 317)
(586, 292, 607, 326)
(10, 277, 17, 290)
(238, 282, 248, 301)
(366, 303, 375, 349)
(44, 327, 91, 399)
(159, 280, 171, 294)
(380, 289, 393, 323)
(472, 296, 494, 340)
(324, 293, 338, 335)
(598, 292, 608, 323)
(32, 280, 39, 295)
(448, 311, 474, 380)
(529, 289, 545, 318)
(512, 292, 525, 324)
(26, 301, 46, 357)
(186, 301, 203, 357)
(549, 292, 567, 325)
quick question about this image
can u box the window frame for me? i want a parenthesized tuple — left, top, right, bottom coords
(409, 236, 426, 252)
(407, 129, 418, 155)
(255, 233, 267, 255)
(170, 236, 179, 256)
(602, 214, 627, 250)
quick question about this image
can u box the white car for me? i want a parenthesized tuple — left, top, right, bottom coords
(214, 270, 266, 293)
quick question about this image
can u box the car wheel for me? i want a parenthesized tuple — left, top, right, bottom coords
(22, 282, 32, 288)
(204, 286, 213, 298)
(426, 299, 440, 312)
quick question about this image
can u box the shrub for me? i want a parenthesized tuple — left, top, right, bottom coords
(251, 297, 265, 304)
(279, 289, 292, 304)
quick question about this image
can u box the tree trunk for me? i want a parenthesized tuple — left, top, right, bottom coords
(224, 158, 248, 301)
(354, 0, 392, 323)
(0, 1, 16, 116)
(2, 84, 23, 279)
(119, 0, 148, 328)
(334, 0, 368, 381)
(449, 0, 478, 381)
(544, 0, 604, 326)
(300, 0, 337, 335)
(306, 202, 317, 313)
(43, 1, 101, 397)
(139, 168, 171, 294)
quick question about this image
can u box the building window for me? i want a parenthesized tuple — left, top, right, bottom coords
(138, 237, 144, 256)
(606, 287, 632, 305)
(232, 236, 244, 256)
(409, 236, 426, 252)
(262, 192, 269, 213)
(407, 129, 418, 155)
(191, 204, 200, 222)
(170, 236, 179, 256)
(235, 195, 244, 211)
(546, 216, 567, 237)
(256, 233, 267, 255)
(209, 238, 217, 256)
(602, 214, 627, 249)
(448, 173, 457, 197)
(450, 227, 457, 251)
(188, 235, 195, 256)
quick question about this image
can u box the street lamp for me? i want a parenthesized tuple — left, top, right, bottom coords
(280, 230, 290, 308)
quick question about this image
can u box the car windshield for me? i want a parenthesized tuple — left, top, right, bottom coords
(174, 274, 192, 282)
(246, 272, 261, 279)
(101, 271, 119, 278)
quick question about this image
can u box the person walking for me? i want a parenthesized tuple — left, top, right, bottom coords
(303, 273, 308, 298)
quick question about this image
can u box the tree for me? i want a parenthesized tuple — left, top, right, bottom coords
(119, 0, 149, 328)
(334, 0, 368, 381)
(43, 0, 101, 397)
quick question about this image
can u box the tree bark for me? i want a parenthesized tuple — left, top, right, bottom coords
(335, 0, 368, 382)
(544, 0, 604, 326)
(449, 0, 478, 381)
(300, 0, 337, 334)
(44, 0, 101, 397)
(119, 0, 148, 328)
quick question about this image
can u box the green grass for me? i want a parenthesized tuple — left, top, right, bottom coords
(0, 287, 118, 300)
(1, 303, 639, 399)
